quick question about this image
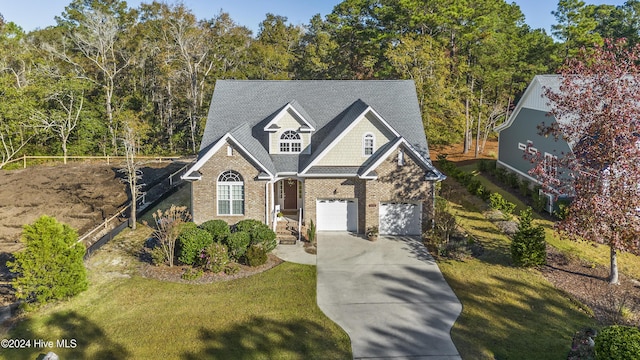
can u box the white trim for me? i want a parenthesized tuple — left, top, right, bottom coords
(217, 171, 244, 216)
(300, 106, 400, 174)
(263, 103, 316, 132)
(496, 160, 541, 186)
(357, 137, 445, 181)
(518, 143, 526, 151)
(495, 76, 554, 132)
(279, 129, 302, 153)
(363, 132, 375, 157)
(181, 133, 274, 180)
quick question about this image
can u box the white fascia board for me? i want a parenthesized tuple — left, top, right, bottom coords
(360, 137, 437, 177)
(495, 76, 547, 132)
(263, 103, 316, 132)
(300, 106, 400, 174)
(300, 173, 360, 178)
(181, 134, 274, 180)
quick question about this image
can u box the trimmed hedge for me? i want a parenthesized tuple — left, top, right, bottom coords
(199, 220, 230, 242)
(199, 242, 229, 273)
(246, 245, 268, 267)
(234, 219, 277, 253)
(224, 231, 251, 261)
(177, 225, 214, 265)
(595, 325, 640, 360)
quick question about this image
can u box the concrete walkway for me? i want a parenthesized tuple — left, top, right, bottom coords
(272, 240, 316, 265)
(316, 233, 462, 360)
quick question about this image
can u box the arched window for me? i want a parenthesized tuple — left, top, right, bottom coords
(280, 130, 302, 153)
(217, 170, 244, 215)
(363, 133, 375, 156)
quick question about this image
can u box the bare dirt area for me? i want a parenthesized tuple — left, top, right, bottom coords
(0, 160, 189, 306)
(0, 163, 127, 253)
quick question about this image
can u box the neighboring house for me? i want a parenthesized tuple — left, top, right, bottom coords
(495, 74, 571, 212)
(181, 80, 445, 237)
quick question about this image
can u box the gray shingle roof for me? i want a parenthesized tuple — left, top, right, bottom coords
(200, 80, 431, 174)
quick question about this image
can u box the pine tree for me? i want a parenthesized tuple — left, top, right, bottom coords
(511, 208, 547, 267)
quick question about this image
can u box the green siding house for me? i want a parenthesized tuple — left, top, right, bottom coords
(495, 75, 572, 212)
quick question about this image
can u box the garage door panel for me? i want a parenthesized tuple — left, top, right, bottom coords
(379, 202, 421, 235)
(316, 199, 357, 232)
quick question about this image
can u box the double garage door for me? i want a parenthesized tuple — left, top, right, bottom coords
(316, 199, 422, 235)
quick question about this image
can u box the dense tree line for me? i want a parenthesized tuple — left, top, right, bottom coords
(2, 0, 640, 164)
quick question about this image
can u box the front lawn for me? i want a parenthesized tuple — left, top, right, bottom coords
(0, 228, 351, 359)
(438, 177, 597, 359)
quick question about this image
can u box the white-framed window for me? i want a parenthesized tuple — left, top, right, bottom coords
(279, 130, 302, 153)
(544, 153, 558, 178)
(518, 143, 526, 151)
(363, 133, 375, 156)
(217, 170, 244, 215)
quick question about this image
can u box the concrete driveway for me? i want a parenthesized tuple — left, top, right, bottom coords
(316, 233, 462, 359)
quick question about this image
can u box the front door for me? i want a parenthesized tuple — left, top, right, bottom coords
(284, 180, 297, 209)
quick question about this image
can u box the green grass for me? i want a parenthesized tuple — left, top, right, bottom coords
(459, 163, 640, 280)
(0, 228, 351, 359)
(438, 179, 596, 359)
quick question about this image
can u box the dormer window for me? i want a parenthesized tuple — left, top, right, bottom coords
(363, 133, 375, 156)
(280, 130, 302, 153)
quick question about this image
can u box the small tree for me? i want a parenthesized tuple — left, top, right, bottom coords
(510, 208, 547, 267)
(538, 39, 640, 284)
(8, 216, 87, 309)
(151, 205, 190, 267)
(119, 120, 144, 230)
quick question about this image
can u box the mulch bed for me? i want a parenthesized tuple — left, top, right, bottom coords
(137, 254, 284, 285)
(541, 247, 640, 326)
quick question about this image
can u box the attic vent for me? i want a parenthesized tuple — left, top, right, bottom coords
(227, 146, 233, 156)
(398, 150, 405, 166)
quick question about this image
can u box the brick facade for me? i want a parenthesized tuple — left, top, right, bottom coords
(192, 142, 434, 234)
(191, 140, 268, 225)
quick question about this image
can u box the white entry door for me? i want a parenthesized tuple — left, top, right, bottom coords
(379, 202, 422, 235)
(316, 199, 358, 231)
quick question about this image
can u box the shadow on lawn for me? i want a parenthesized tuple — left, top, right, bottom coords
(445, 271, 595, 360)
(183, 316, 351, 360)
(3, 311, 130, 360)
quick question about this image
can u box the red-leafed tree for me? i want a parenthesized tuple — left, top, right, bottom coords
(539, 39, 640, 284)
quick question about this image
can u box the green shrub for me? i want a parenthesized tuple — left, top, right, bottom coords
(519, 179, 531, 197)
(199, 220, 230, 242)
(234, 219, 264, 233)
(510, 208, 546, 267)
(234, 219, 276, 253)
(246, 245, 268, 266)
(150, 247, 166, 265)
(595, 325, 640, 360)
(224, 231, 251, 260)
(493, 167, 507, 182)
(307, 219, 317, 245)
(506, 172, 520, 189)
(7, 216, 88, 310)
(554, 198, 571, 220)
(489, 192, 516, 217)
(250, 226, 277, 252)
(477, 159, 496, 172)
(199, 243, 229, 273)
(181, 268, 203, 281)
(532, 188, 548, 213)
(177, 227, 213, 265)
(224, 263, 240, 275)
(466, 179, 482, 195)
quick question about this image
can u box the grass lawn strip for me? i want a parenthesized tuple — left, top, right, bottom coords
(0, 229, 351, 359)
(459, 163, 640, 281)
(439, 178, 596, 359)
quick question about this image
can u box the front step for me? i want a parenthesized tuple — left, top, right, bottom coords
(276, 218, 299, 245)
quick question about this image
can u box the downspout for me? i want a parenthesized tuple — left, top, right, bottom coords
(265, 181, 270, 225)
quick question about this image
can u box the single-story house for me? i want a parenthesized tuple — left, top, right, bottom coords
(495, 74, 571, 212)
(181, 80, 445, 237)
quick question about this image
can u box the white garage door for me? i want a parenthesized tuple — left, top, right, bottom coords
(379, 202, 422, 235)
(316, 199, 358, 232)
